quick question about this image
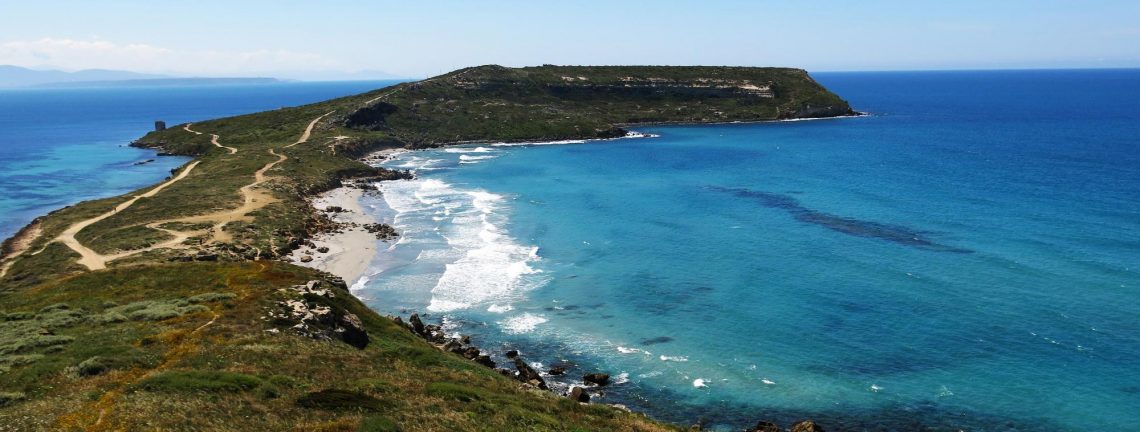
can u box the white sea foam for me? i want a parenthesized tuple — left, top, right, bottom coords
(492, 139, 588, 147)
(487, 304, 514, 313)
(501, 313, 548, 334)
(762, 378, 776, 385)
(692, 378, 709, 388)
(617, 346, 651, 355)
(444, 146, 495, 153)
(378, 171, 546, 313)
(613, 372, 630, 385)
(659, 355, 689, 362)
(459, 154, 497, 164)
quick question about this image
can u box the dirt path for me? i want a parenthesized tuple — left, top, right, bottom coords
(40, 112, 332, 272)
(51, 161, 201, 270)
(285, 111, 334, 148)
(0, 222, 42, 278)
(184, 123, 237, 154)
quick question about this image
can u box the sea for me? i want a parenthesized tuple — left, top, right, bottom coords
(3, 71, 1138, 430)
(358, 70, 1140, 431)
(0, 80, 402, 242)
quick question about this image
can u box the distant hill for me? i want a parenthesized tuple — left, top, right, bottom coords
(33, 77, 282, 88)
(0, 65, 168, 88)
(342, 64, 858, 147)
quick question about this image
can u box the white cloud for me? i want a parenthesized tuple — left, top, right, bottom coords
(0, 37, 341, 76)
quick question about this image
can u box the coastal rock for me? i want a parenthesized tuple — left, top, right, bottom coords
(583, 373, 610, 386)
(462, 347, 481, 360)
(505, 349, 519, 359)
(337, 312, 369, 349)
(750, 421, 781, 432)
(408, 313, 426, 335)
(317, 246, 329, 253)
(513, 358, 548, 390)
(791, 420, 824, 432)
(475, 355, 496, 368)
(299, 256, 313, 263)
(548, 366, 566, 376)
(442, 339, 463, 353)
(459, 335, 471, 345)
(568, 386, 590, 403)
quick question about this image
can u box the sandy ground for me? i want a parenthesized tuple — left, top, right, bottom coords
(288, 187, 378, 285)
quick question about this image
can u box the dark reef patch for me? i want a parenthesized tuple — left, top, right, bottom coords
(708, 186, 971, 253)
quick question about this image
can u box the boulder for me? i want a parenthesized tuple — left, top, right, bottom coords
(337, 312, 369, 349)
(548, 366, 566, 376)
(475, 355, 496, 368)
(583, 373, 610, 386)
(505, 349, 519, 359)
(568, 386, 590, 403)
(791, 420, 824, 432)
(512, 358, 548, 390)
(750, 421, 780, 432)
(408, 313, 426, 335)
(317, 246, 330, 253)
(299, 255, 313, 263)
(459, 335, 471, 345)
(442, 339, 463, 353)
(462, 347, 481, 360)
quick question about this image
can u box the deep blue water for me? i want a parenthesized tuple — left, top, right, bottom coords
(363, 70, 1140, 431)
(0, 80, 402, 241)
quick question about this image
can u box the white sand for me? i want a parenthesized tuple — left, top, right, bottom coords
(288, 187, 378, 285)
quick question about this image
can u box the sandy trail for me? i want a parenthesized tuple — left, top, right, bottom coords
(185, 123, 237, 154)
(0, 223, 42, 278)
(286, 111, 334, 148)
(51, 161, 202, 270)
(32, 112, 332, 272)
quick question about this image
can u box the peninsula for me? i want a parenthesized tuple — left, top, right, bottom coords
(0, 65, 853, 430)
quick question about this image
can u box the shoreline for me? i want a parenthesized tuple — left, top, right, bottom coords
(285, 186, 380, 285)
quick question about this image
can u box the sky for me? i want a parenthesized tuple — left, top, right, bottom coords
(1, 0, 1138, 79)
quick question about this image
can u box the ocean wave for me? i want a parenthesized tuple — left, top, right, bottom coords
(617, 346, 651, 355)
(444, 146, 495, 153)
(487, 303, 513, 313)
(376, 178, 544, 313)
(492, 139, 588, 147)
(692, 378, 709, 388)
(659, 355, 689, 362)
(459, 154, 498, 164)
(500, 313, 548, 334)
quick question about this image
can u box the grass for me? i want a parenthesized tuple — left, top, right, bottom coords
(0, 262, 679, 431)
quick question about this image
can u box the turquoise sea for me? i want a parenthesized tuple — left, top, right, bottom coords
(360, 70, 1140, 430)
(0, 80, 401, 242)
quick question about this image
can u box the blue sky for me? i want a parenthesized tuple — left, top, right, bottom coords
(1, 0, 1138, 78)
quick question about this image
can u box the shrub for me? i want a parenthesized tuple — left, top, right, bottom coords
(187, 292, 237, 303)
(77, 356, 112, 377)
(135, 370, 267, 393)
(0, 392, 26, 407)
(295, 389, 387, 412)
(425, 382, 486, 403)
(360, 415, 401, 432)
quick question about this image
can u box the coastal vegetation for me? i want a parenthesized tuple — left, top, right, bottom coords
(0, 65, 852, 430)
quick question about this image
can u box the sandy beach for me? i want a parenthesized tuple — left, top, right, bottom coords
(287, 186, 378, 285)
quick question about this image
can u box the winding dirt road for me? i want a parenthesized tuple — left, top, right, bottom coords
(51, 161, 202, 270)
(26, 112, 334, 271)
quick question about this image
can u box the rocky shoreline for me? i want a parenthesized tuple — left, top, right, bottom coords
(387, 310, 828, 432)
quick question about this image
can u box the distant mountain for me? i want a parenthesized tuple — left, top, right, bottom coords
(0, 65, 169, 88)
(33, 77, 282, 88)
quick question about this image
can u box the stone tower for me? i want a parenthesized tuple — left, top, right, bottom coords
(155, 120, 167, 131)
